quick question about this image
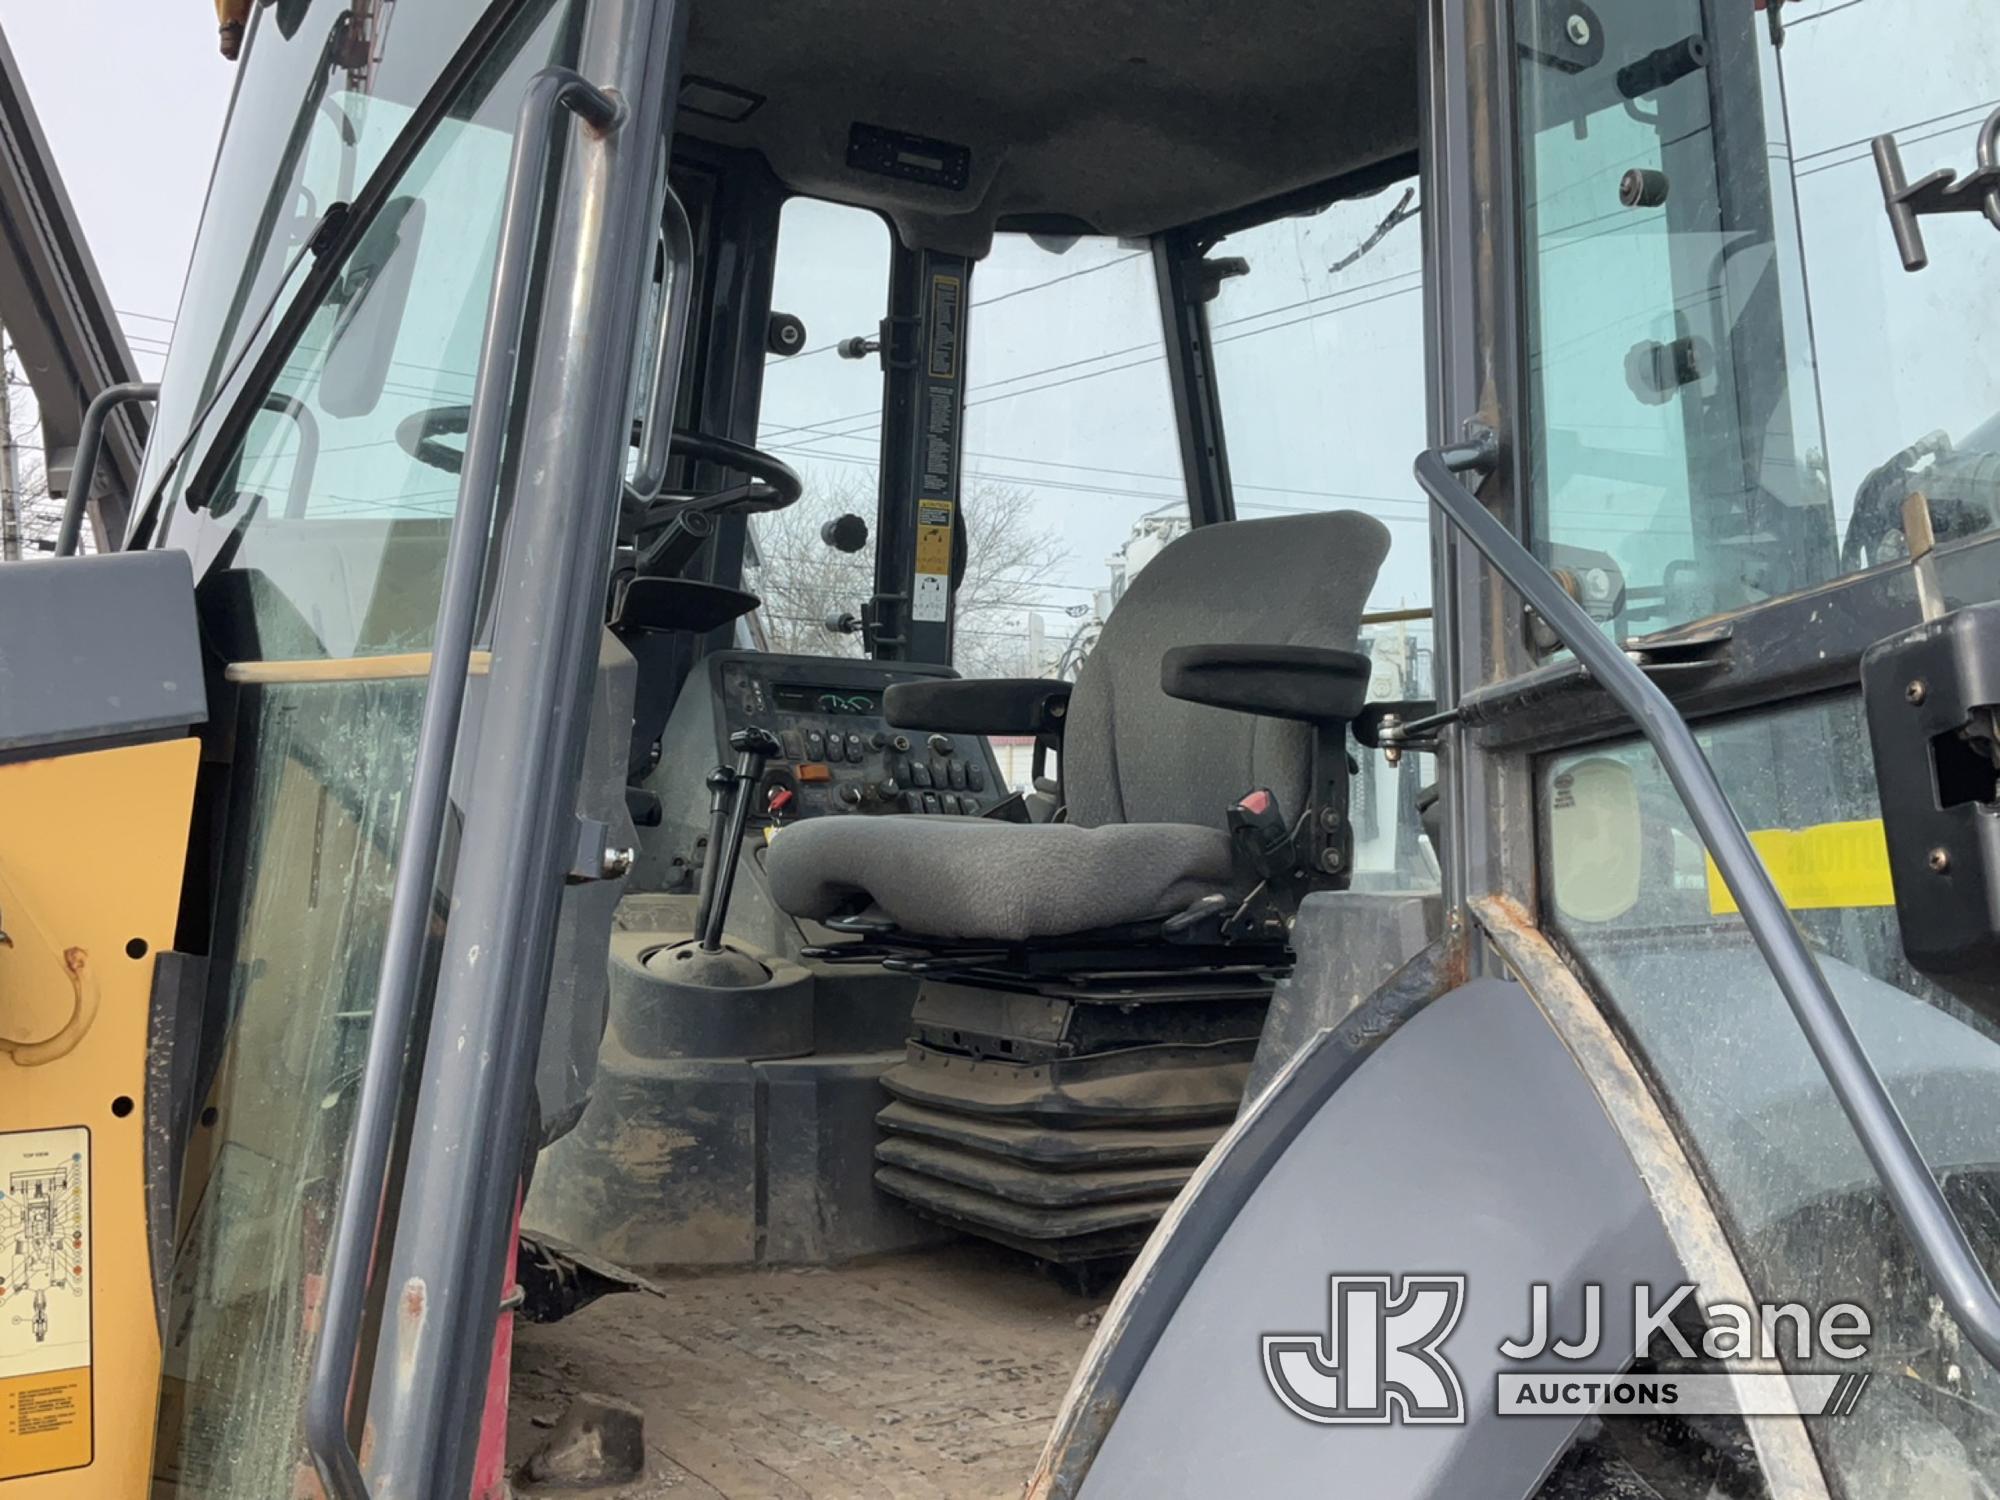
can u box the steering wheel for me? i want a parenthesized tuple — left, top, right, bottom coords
(394, 405, 804, 525)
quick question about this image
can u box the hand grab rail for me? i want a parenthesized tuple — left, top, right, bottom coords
(55, 382, 157, 556)
(628, 179, 695, 502)
(1416, 426, 2000, 1372)
(303, 66, 623, 1500)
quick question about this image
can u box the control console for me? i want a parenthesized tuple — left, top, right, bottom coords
(707, 652, 1009, 822)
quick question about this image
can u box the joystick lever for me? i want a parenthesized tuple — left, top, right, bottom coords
(694, 727, 781, 954)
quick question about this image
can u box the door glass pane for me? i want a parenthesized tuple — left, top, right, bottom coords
(1777, 0, 2000, 574)
(1512, 0, 2000, 641)
(953, 234, 1186, 682)
(747, 196, 892, 657)
(158, 0, 579, 660)
(1542, 703, 2000, 1494)
(1209, 181, 1437, 887)
(137, 0, 510, 526)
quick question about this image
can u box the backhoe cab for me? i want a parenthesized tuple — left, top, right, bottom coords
(9, 0, 2000, 1497)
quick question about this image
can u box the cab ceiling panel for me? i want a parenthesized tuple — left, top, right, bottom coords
(0, 26, 145, 543)
(679, 0, 1424, 254)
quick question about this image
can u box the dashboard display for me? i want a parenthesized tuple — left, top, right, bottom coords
(772, 683, 880, 716)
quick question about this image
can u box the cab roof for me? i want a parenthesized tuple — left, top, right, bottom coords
(677, 0, 1424, 254)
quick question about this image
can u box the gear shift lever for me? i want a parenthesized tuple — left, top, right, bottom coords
(694, 727, 781, 954)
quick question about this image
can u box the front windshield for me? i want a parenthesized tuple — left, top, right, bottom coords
(134, 0, 504, 536)
(1515, 0, 2000, 641)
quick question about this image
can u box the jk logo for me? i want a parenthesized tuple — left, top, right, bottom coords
(1263, 1274, 1467, 1425)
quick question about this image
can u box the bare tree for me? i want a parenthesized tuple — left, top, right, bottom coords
(745, 466, 1070, 676)
(1, 361, 55, 558)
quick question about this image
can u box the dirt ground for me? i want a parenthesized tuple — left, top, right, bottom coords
(507, 1242, 1102, 1499)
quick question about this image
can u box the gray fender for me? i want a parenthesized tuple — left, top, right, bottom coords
(1049, 975, 1685, 1500)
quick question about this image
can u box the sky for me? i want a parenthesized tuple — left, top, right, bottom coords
(0, 0, 235, 377)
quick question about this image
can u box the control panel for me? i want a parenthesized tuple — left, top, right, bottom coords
(708, 652, 1009, 822)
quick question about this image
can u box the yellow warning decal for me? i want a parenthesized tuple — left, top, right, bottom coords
(1705, 817, 1895, 915)
(0, 1124, 92, 1479)
(915, 499, 955, 575)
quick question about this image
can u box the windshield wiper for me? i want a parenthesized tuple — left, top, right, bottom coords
(1417, 425, 2000, 1373)
(122, 204, 348, 549)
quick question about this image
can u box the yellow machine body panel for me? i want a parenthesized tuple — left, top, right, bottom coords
(0, 738, 199, 1494)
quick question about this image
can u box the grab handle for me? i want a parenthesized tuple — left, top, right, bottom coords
(302, 66, 623, 1500)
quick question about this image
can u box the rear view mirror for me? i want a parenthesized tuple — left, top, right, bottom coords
(319, 196, 427, 418)
(1549, 755, 1642, 924)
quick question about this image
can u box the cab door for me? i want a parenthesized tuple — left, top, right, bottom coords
(1463, 1, 2000, 1492)
(128, 1, 682, 1497)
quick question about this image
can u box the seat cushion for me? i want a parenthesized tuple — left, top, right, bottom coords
(764, 816, 1239, 942)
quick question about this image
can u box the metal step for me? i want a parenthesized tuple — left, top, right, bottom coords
(875, 1136, 1196, 1207)
(876, 1100, 1226, 1168)
(873, 1167, 1170, 1262)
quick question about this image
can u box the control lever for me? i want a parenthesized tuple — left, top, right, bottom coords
(693, 727, 781, 954)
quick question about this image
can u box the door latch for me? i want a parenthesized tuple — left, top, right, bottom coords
(1872, 106, 2000, 272)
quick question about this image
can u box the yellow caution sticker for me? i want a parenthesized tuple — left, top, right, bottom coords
(0, 1124, 92, 1480)
(1705, 817, 1896, 915)
(915, 499, 955, 574)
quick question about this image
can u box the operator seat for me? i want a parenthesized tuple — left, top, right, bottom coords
(765, 511, 1392, 941)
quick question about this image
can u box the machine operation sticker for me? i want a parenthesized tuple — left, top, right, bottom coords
(913, 498, 955, 622)
(0, 1125, 92, 1479)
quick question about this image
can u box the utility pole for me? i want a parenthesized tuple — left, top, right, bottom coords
(0, 327, 19, 561)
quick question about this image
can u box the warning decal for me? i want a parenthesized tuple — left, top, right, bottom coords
(913, 499, 955, 623)
(0, 1125, 92, 1479)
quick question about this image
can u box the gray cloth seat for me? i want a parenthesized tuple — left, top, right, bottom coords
(765, 816, 1238, 941)
(764, 511, 1392, 942)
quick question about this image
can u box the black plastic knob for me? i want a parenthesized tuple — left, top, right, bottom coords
(731, 726, 782, 760)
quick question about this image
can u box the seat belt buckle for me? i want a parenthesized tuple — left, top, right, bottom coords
(1228, 787, 1295, 880)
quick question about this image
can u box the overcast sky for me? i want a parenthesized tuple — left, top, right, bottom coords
(0, 0, 234, 376)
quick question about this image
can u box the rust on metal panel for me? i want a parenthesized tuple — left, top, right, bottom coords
(1475, 894, 1830, 1500)
(395, 1277, 430, 1399)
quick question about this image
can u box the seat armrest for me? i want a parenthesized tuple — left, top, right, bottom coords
(882, 676, 1073, 736)
(1160, 644, 1372, 725)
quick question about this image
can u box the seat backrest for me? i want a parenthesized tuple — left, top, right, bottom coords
(1061, 511, 1392, 831)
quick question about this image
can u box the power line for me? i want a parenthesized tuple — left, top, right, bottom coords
(765, 250, 1151, 369)
(1791, 96, 1999, 171)
(758, 265, 1426, 449)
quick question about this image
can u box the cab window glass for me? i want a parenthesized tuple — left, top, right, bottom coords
(1542, 700, 2000, 1493)
(158, 0, 579, 662)
(1514, 0, 2000, 641)
(138, 0, 510, 523)
(747, 196, 893, 657)
(952, 234, 1185, 681)
(1209, 182, 1437, 887)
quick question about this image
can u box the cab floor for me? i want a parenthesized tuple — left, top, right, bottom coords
(507, 1241, 1102, 1499)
